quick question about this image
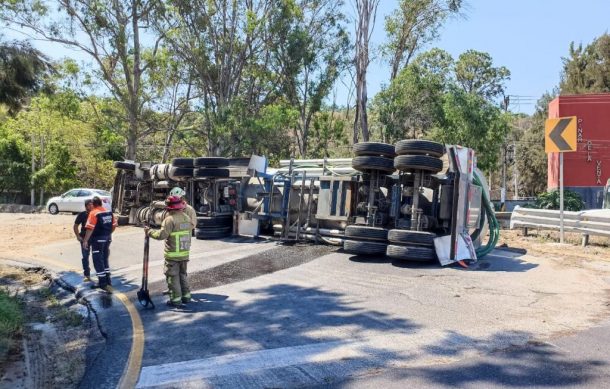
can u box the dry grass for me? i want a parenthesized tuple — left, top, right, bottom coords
(498, 229, 610, 262)
(0, 265, 90, 388)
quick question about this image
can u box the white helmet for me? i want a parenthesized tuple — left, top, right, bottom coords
(169, 187, 186, 197)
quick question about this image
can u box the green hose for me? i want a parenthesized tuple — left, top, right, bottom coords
(473, 172, 500, 258)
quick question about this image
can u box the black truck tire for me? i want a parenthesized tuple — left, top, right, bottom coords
(193, 168, 231, 178)
(113, 161, 136, 171)
(395, 140, 445, 157)
(343, 240, 388, 255)
(196, 216, 233, 229)
(387, 229, 436, 246)
(386, 245, 437, 262)
(117, 215, 130, 226)
(168, 166, 194, 180)
(344, 225, 389, 242)
(171, 157, 194, 168)
(193, 157, 230, 168)
(228, 157, 251, 167)
(352, 156, 395, 174)
(195, 226, 232, 239)
(394, 155, 443, 174)
(353, 142, 396, 158)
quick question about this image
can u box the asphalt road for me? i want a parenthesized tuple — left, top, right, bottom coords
(14, 226, 610, 388)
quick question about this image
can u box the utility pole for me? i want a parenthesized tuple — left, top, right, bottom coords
(501, 144, 506, 210)
(500, 95, 510, 210)
(512, 142, 519, 199)
(30, 134, 35, 207)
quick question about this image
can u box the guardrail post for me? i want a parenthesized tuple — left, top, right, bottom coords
(581, 234, 589, 247)
(523, 227, 528, 237)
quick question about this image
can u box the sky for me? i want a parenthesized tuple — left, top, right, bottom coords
(360, 0, 610, 114)
(5, 0, 610, 115)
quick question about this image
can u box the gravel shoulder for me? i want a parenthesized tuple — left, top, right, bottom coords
(0, 264, 103, 388)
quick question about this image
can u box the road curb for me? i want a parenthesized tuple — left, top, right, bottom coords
(54, 275, 108, 339)
(53, 272, 140, 389)
(1, 258, 141, 389)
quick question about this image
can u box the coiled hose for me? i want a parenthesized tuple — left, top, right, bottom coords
(472, 171, 500, 258)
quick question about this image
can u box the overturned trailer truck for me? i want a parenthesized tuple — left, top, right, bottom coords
(111, 140, 499, 266)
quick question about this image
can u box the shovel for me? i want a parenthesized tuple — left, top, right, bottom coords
(137, 232, 155, 309)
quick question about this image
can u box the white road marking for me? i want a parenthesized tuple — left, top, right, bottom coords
(136, 330, 529, 388)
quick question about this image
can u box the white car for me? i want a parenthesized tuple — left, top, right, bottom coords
(46, 188, 112, 215)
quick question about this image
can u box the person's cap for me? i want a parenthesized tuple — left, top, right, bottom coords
(169, 187, 186, 197)
(165, 195, 186, 210)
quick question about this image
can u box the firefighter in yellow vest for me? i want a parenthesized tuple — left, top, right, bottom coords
(145, 195, 193, 307)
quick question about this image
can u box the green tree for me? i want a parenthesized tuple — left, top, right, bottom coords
(159, 0, 348, 158)
(308, 108, 349, 158)
(0, 41, 52, 114)
(374, 48, 451, 143)
(455, 50, 510, 100)
(0, 127, 30, 200)
(430, 87, 510, 171)
(1, 93, 105, 201)
(560, 33, 610, 93)
(284, 0, 350, 157)
(2, 0, 166, 160)
(514, 93, 555, 197)
(383, 0, 462, 80)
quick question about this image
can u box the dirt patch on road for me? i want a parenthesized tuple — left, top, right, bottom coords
(0, 264, 99, 388)
(0, 214, 75, 259)
(0, 213, 137, 263)
(150, 242, 337, 294)
(498, 229, 610, 266)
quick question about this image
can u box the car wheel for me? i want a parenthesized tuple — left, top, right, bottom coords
(48, 203, 59, 215)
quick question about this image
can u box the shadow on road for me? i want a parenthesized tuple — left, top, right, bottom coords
(342, 249, 538, 273)
(139, 282, 418, 367)
(387, 341, 605, 388)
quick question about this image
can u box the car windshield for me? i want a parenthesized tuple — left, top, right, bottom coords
(94, 190, 111, 196)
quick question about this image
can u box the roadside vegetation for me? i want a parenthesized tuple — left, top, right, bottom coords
(0, 288, 23, 363)
(0, 1, 609, 204)
(0, 265, 92, 387)
(522, 189, 586, 212)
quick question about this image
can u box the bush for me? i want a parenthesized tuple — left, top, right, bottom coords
(0, 289, 23, 361)
(531, 189, 585, 211)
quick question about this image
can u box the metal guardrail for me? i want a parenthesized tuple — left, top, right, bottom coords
(510, 206, 610, 239)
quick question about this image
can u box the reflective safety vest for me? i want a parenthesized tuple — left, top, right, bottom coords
(148, 211, 192, 261)
(167, 230, 191, 259)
